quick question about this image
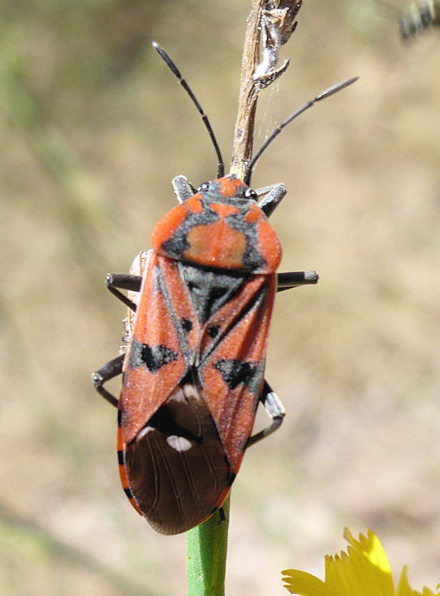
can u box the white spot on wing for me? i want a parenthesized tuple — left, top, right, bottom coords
(166, 435, 193, 452)
(136, 426, 155, 442)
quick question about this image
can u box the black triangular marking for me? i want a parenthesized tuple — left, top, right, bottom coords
(214, 359, 260, 391)
(129, 340, 178, 373)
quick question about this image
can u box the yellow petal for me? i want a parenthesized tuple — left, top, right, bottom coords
(282, 529, 438, 596)
(324, 552, 352, 595)
(282, 569, 327, 595)
(320, 529, 395, 595)
(339, 528, 395, 595)
(396, 566, 436, 596)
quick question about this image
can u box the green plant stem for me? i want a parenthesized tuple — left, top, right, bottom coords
(186, 495, 230, 596)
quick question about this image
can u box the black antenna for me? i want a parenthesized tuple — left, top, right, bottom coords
(244, 76, 358, 186)
(153, 42, 225, 178)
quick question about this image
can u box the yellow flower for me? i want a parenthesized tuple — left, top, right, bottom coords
(282, 528, 439, 596)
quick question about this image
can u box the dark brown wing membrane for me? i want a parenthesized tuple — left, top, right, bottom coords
(124, 377, 234, 534)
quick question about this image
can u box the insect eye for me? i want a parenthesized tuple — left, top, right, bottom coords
(245, 188, 258, 200)
(198, 182, 210, 192)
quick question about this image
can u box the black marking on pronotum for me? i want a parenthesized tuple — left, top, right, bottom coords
(160, 194, 266, 271)
(224, 210, 266, 270)
(160, 201, 220, 259)
(129, 340, 178, 373)
(214, 359, 260, 391)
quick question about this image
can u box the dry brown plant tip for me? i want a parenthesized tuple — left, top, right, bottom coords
(230, 0, 303, 178)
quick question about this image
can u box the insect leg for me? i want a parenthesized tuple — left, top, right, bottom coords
(92, 354, 124, 408)
(277, 270, 319, 292)
(247, 381, 285, 448)
(172, 175, 196, 203)
(256, 183, 287, 217)
(106, 273, 142, 311)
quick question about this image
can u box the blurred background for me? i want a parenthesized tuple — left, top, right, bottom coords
(1, 0, 440, 594)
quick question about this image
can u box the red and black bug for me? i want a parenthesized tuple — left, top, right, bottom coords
(93, 42, 357, 535)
